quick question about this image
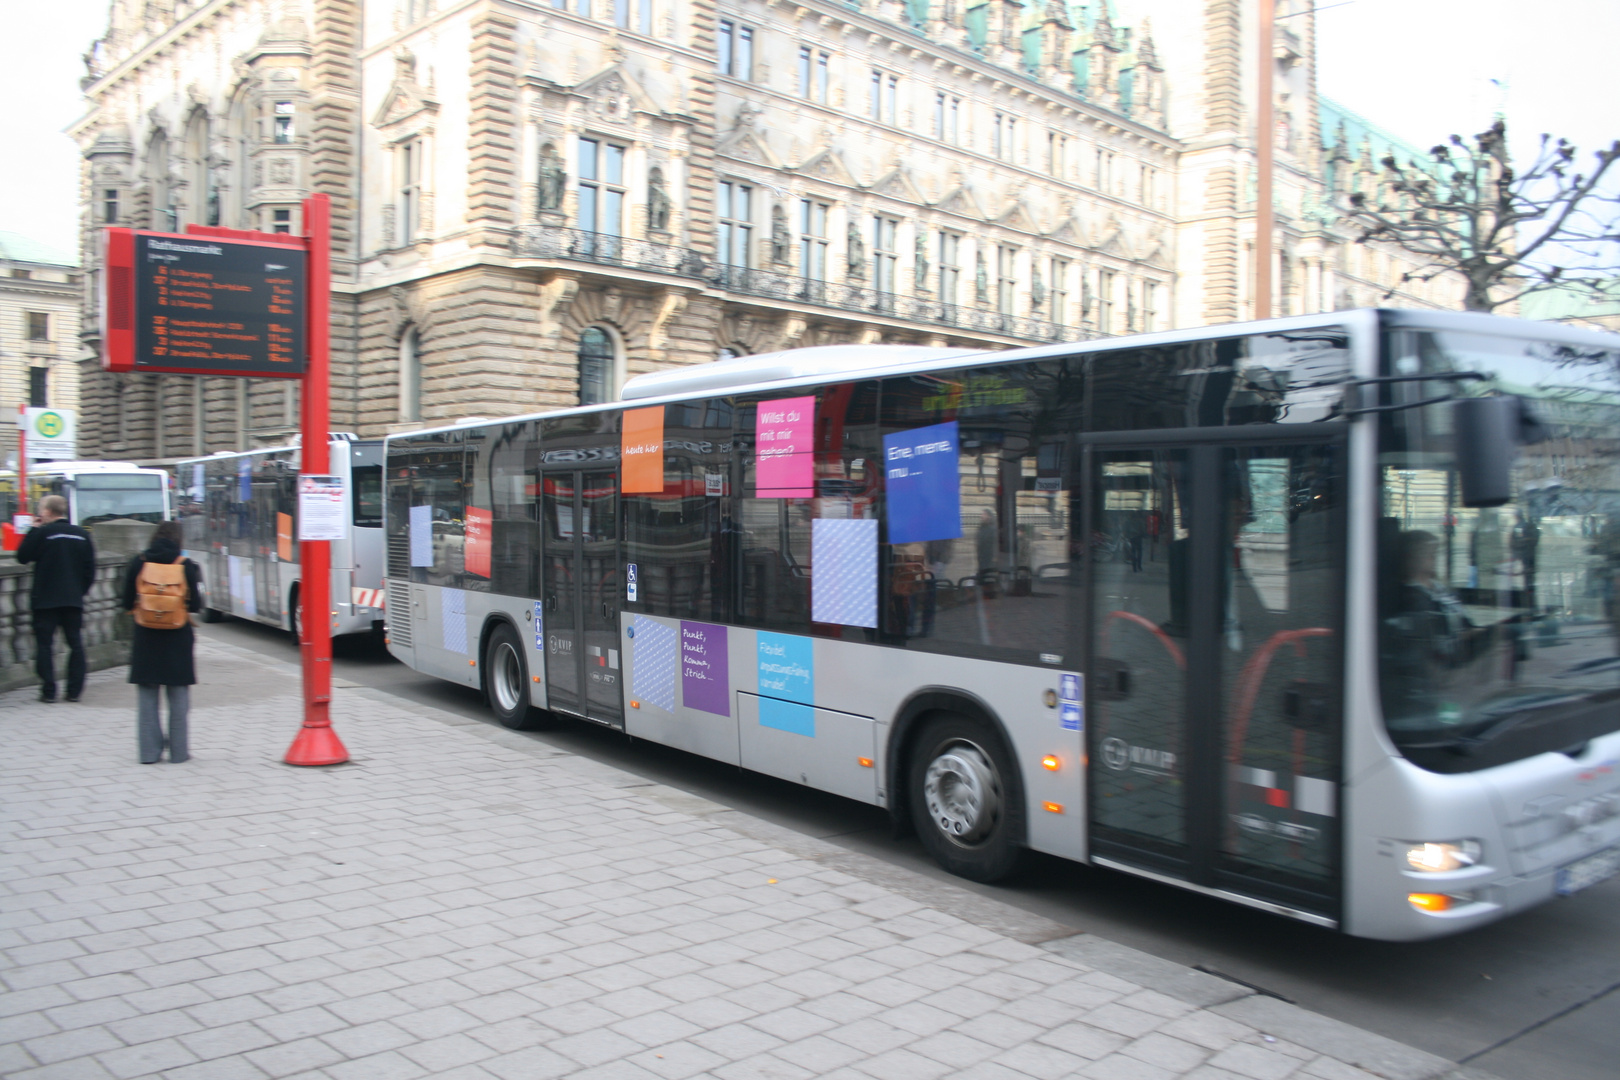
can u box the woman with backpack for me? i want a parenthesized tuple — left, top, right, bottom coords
(120, 520, 203, 764)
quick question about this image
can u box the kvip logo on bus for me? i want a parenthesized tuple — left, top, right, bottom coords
(1101, 737, 1177, 775)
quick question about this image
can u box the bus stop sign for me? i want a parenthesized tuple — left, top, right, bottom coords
(101, 228, 306, 378)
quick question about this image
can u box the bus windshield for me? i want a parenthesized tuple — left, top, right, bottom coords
(74, 475, 166, 526)
(1378, 327, 1620, 770)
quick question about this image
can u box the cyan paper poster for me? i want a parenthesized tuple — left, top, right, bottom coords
(884, 421, 962, 545)
(811, 518, 878, 628)
(681, 621, 729, 716)
(630, 616, 677, 712)
(758, 632, 815, 737)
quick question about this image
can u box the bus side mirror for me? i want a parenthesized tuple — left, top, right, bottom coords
(1453, 396, 1522, 508)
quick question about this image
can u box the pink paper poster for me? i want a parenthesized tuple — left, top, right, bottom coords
(756, 395, 815, 498)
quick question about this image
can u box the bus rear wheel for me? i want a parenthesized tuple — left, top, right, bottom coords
(485, 623, 544, 730)
(908, 714, 1026, 883)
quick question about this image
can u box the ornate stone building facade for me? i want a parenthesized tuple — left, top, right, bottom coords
(71, 0, 1454, 461)
(0, 233, 82, 451)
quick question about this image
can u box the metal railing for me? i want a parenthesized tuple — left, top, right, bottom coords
(514, 226, 1097, 344)
(513, 226, 707, 280)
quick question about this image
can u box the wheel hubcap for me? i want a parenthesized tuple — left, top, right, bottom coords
(492, 643, 522, 712)
(923, 741, 1002, 847)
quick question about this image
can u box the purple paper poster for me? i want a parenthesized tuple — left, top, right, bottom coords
(680, 621, 730, 716)
(756, 395, 815, 498)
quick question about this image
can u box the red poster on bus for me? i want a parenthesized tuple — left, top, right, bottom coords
(465, 506, 492, 578)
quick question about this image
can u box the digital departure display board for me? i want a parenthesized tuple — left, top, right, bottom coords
(101, 228, 307, 378)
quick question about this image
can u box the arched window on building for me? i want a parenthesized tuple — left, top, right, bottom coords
(578, 326, 616, 405)
(399, 327, 422, 422)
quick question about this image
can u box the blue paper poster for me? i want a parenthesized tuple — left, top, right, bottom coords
(884, 421, 962, 545)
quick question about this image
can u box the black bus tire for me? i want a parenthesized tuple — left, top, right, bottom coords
(485, 623, 545, 730)
(908, 713, 1026, 883)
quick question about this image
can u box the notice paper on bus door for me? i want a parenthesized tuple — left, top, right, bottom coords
(296, 475, 345, 541)
(621, 406, 665, 493)
(409, 505, 432, 566)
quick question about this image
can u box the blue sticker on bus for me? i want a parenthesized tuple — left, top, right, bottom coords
(1060, 701, 1083, 732)
(533, 601, 544, 652)
(626, 562, 638, 602)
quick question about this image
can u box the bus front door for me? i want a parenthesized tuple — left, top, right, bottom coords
(1088, 439, 1343, 918)
(541, 469, 624, 728)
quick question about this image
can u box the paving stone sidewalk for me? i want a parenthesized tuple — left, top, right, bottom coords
(1, 637, 1500, 1080)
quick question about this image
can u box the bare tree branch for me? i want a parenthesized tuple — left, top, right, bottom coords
(1342, 120, 1620, 312)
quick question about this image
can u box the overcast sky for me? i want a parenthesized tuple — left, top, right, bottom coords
(1, 0, 1615, 257)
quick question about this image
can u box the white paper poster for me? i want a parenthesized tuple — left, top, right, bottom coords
(811, 518, 878, 628)
(297, 475, 346, 541)
(409, 504, 433, 567)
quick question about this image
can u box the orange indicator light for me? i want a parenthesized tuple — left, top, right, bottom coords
(1043, 801, 1064, 813)
(469, 659, 477, 666)
(631, 700, 641, 708)
(533, 675, 541, 682)
(858, 757, 874, 768)
(1041, 755, 1060, 771)
(1408, 893, 1452, 913)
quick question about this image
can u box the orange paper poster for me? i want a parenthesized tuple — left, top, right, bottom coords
(276, 512, 293, 562)
(621, 406, 665, 493)
(465, 506, 492, 578)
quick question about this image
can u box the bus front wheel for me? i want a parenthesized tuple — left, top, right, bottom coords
(908, 714, 1026, 883)
(485, 623, 545, 730)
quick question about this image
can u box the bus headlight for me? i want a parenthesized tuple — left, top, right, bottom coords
(1405, 840, 1482, 872)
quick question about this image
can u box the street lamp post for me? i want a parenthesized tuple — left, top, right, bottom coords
(1256, 0, 1275, 321)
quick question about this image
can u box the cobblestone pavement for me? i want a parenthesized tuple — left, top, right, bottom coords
(1, 638, 1501, 1080)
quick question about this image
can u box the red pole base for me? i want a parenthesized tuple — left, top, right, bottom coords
(284, 723, 350, 766)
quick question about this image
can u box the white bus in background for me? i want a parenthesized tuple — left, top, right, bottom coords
(175, 436, 385, 638)
(379, 310, 1620, 941)
(0, 460, 171, 528)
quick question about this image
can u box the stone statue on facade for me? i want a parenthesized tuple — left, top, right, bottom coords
(647, 167, 671, 231)
(538, 143, 565, 212)
(770, 204, 791, 265)
(846, 221, 866, 280)
(914, 232, 930, 289)
(975, 252, 989, 303)
(1031, 265, 1046, 310)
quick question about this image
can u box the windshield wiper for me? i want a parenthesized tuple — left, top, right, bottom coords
(1448, 691, 1591, 754)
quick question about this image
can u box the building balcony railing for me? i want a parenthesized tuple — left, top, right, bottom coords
(513, 226, 1099, 345)
(514, 226, 708, 280)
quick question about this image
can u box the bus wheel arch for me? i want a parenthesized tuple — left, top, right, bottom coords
(287, 584, 302, 640)
(889, 690, 1027, 882)
(480, 616, 546, 731)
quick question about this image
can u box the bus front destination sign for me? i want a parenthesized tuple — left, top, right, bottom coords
(101, 228, 307, 378)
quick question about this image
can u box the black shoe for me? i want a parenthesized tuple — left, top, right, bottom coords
(65, 694, 80, 703)
(38, 691, 55, 703)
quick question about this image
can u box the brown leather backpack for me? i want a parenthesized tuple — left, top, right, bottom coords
(134, 560, 189, 630)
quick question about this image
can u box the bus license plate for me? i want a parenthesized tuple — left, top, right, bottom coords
(1555, 847, 1620, 896)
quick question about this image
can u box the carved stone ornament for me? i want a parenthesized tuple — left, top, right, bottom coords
(269, 158, 294, 185)
(647, 167, 671, 231)
(846, 221, 866, 280)
(537, 143, 565, 212)
(770, 204, 791, 265)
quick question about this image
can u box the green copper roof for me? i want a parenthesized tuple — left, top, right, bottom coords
(0, 231, 80, 269)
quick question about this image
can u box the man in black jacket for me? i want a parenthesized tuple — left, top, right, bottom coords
(16, 495, 97, 702)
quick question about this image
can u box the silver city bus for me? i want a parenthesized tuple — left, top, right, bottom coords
(176, 436, 386, 638)
(382, 310, 1620, 940)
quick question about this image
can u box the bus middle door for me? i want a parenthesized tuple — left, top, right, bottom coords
(541, 468, 624, 728)
(1087, 435, 1344, 919)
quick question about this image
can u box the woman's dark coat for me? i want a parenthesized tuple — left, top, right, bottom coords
(119, 537, 203, 686)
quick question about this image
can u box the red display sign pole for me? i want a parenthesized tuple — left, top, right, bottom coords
(283, 193, 347, 766)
